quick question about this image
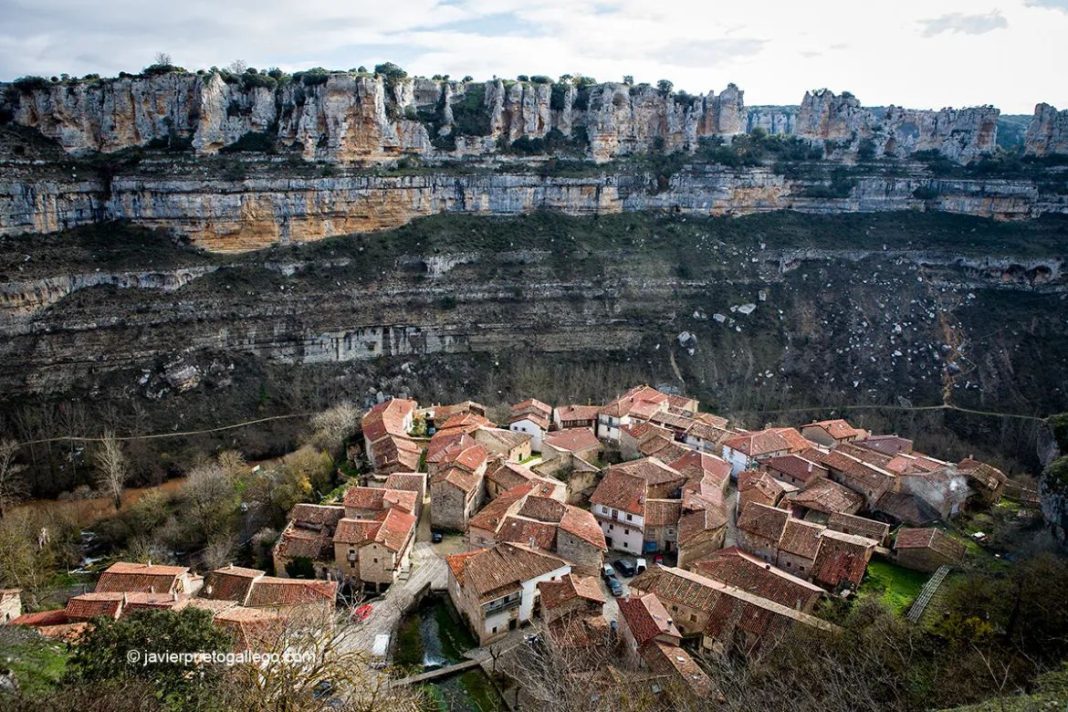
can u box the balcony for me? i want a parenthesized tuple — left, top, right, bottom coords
(483, 596, 521, 616)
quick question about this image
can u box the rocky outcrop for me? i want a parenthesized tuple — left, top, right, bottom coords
(794, 89, 999, 162)
(796, 90, 872, 142)
(877, 106, 999, 163)
(1, 72, 748, 164)
(747, 107, 797, 135)
(1024, 103, 1068, 157)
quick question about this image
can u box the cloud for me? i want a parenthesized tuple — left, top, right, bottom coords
(919, 10, 1008, 37)
(660, 38, 766, 68)
(1025, 0, 1068, 12)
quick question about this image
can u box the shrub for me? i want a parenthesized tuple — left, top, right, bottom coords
(550, 83, 569, 111)
(656, 79, 673, 95)
(530, 75, 552, 84)
(13, 76, 51, 93)
(912, 185, 940, 200)
(857, 137, 877, 161)
(374, 62, 407, 80)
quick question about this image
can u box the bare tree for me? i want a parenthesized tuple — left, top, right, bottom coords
(0, 438, 28, 518)
(223, 603, 424, 711)
(94, 431, 128, 510)
(309, 402, 359, 454)
(154, 51, 173, 66)
(202, 535, 237, 571)
(228, 59, 248, 74)
(217, 449, 248, 478)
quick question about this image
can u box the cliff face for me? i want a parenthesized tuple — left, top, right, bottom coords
(2, 72, 1011, 167)
(1025, 103, 1068, 157)
(2, 211, 1065, 498)
(794, 90, 999, 162)
(1, 72, 752, 165)
(3, 156, 1065, 251)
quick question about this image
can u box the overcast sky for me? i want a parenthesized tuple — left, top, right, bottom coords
(1, 0, 1063, 113)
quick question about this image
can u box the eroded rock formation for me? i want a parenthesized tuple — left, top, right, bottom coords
(1025, 103, 1068, 157)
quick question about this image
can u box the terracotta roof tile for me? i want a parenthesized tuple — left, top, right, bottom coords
(65, 593, 125, 620)
(644, 499, 682, 528)
(558, 507, 607, 549)
(543, 428, 601, 453)
(692, 548, 824, 611)
(375, 507, 417, 552)
(590, 470, 646, 515)
(811, 530, 877, 589)
(737, 502, 790, 543)
(556, 405, 600, 423)
(468, 483, 533, 533)
(201, 566, 265, 603)
(678, 506, 727, 546)
(518, 495, 567, 523)
(95, 562, 188, 594)
(446, 543, 566, 600)
(826, 512, 891, 543)
(894, 527, 965, 562)
(618, 593, 680, 647)
(791, 478, 864, 514)
(245, 577, 337, 608)
(669, 450, 731, 488)
(498, 516, 558, 550)
(765, 453, 829, 485)
(778, 519, 824, 560)
(538, 574, 606, 610)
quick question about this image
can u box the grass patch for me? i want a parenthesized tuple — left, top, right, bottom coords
(0, 627, 70, 698)
(859, 559, 929, 614)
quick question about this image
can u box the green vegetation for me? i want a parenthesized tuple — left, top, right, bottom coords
(0, 626, 70, 696)
(858, 559, 928, 614)
(219, 131, 275, 153)
(68, 608, 232, 708)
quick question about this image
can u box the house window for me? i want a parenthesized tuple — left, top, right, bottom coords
(608, 525, 614, 531)
(626, 514, 633, 522)
(690, 614, 696, 622)
(373, 558, 378, 564)
(671, 604, 678, 611)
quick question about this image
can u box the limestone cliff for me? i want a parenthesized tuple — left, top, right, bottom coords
(794, 89, 999, 162)
(1025, 103, 1068, 157)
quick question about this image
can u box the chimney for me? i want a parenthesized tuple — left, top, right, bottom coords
(807, 462, 813, 473)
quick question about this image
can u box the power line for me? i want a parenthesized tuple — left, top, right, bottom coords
(728, 402, 1049, 423)
(15, 412, 317, 447)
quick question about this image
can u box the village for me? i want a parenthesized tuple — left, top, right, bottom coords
(2, 384, 1020, 708)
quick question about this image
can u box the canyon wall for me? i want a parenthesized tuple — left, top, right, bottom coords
(0, 71, 1015, 166)
(1025, 103, 1068, 157)
(2, 158, 1064, 251)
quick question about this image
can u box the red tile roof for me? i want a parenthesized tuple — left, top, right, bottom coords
(724, 428, 812, 458)
(289, 504, 346, 529)
(537, 574, 606, 610)
(518, 495, 567, 523)
(498, 516, 558, 550)
(669, 450, 731, 488)
(642, 640, 716, 698)
(468, 483, 534, 533)
(95, 562, 188, 594)
(201, 566, 265, 602)
(611, 458, 686, 487)
(375, 507, 417, 552)
(589, 469, 646, 515)
(446, 544, 567, 601)
(558, 506, 607, 549)
(10, 609, 69, 627)
(644, 499, 682, 528)
(854, 435, 913, 456)
(737, 503, 790, 543)
(333, 517, 383, 545)
(811, 531, 877, 589)
(556, 404, 600, 423)
(778, 519, 824, 561)
(65, 592, 125, 620)
(765, 453, 829, 485)
(738, 469, 785, 506)
(245, 577, 337, 608)
(678, 506, 727, 546)
(692, 548, 824, 611)
(826, 512, 891, 543)
(790, 478, 864, 514)
(486, 460, 536, 491)
(805, 419, 866, 441)
(618, 593, 680, 648)
(362, 398, 416, 444)
(894, 527, 965, 562)
(543, 428, 601, 453)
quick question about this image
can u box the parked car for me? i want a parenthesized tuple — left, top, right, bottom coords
(613, 558, 637, 578)
(602, 564, 617, 581)
(635, 557, 648, 574)
(431, 530, 444, 544)
(607, 577, 624, 597)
